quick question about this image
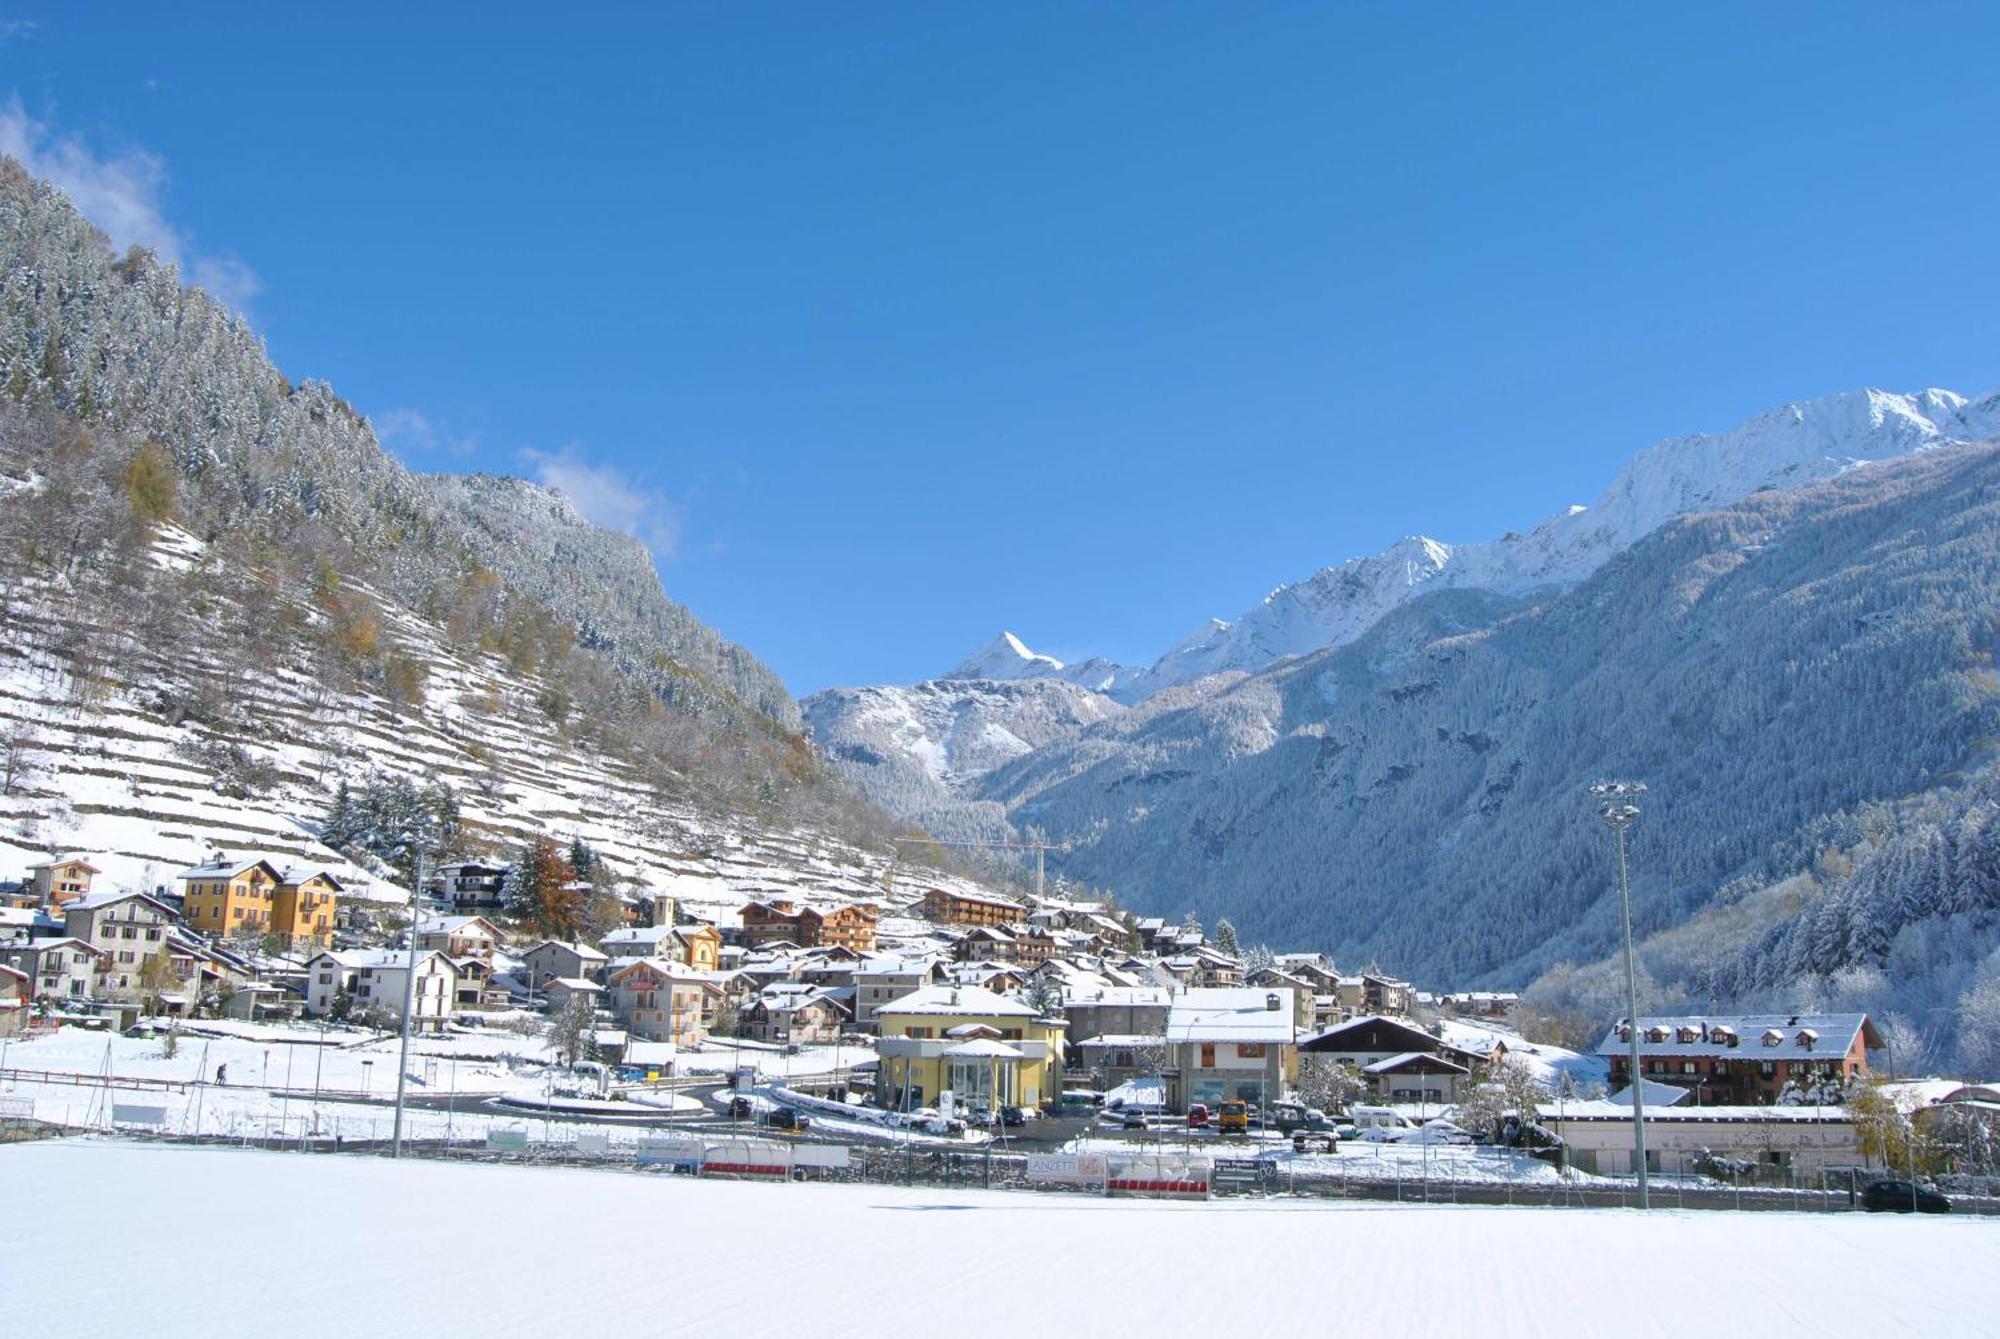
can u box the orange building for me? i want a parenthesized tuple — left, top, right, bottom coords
(176, 856, 284, 939)
(29, 854, 101, 907)
(272, 869, 342, 950)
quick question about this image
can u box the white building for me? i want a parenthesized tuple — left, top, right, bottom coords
(851, 953, 947, 1033)
(1165, 987, 1299, 1111)
(61, 892, 178, 995)
(304, 949, 457, 1031)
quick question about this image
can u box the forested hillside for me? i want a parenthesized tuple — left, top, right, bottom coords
(0, 155, 935, 894)
(0, 158, 797, 749)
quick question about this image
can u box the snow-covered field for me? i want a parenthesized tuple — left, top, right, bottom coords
(0, 1021, 702, 1142)
(3, 1140, 1994, 1338)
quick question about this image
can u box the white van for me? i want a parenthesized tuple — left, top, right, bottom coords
(1348, 1106, 1414, 1139)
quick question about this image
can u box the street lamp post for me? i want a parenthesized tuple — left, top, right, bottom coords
(1591, 779, 1651, 1210)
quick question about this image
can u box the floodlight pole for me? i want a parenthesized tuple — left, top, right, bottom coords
(391, 849, 429, 1158)
(1593, 781, 1650, 1210)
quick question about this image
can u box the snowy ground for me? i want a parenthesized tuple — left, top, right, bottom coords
(675, 1038, 872, 1080)
(0, 1021, 698, 1143)
(3, 1141, 1994, 1338)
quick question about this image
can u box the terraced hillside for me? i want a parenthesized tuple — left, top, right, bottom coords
(0, 519, 993, 923)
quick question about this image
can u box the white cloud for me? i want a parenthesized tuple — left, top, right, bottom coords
(372, 407, 478, 459)
(522, 445, 683, 559)
(0, 95, 263, 316)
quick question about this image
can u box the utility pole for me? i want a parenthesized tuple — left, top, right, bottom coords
(1591, 780, 1650, 1209)
(391, 848, 429, 1158)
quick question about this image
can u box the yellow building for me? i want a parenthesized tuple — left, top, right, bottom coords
(272, 868, 342, 949)
(874, 983, 1065, 1112)
(175, 855, 283, 940)
(675, 923, 723, 973)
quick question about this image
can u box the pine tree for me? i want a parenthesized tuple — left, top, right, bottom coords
(506, 837, 582, 938)
(1214, 918, 1240, 956)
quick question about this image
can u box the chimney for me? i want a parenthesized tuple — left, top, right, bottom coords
(1265, 992, 1280, 1011)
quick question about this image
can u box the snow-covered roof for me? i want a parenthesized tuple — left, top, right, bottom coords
(424, 915, 500, 936)
(623, 1041, 676, 1065)
(1607, 1079, 1692, 1107)
(175, 855, 284, 881)
(317, 948, 450, 971)
(1595, 1013, 1874, 1062)
(1547, 1102, 1856, 1124)
(28, 853, 100, 871)
(1166, 988, 1298, 1043)
(941, 1038, 1024, 1060)
(276, 865, 343, 888)
(66, 890, 174, 914)
(1065, 986, 1172, 1008)
(601, 925, 678, 946)
(878, 984, 1038, 1018)
(526, 939, 608, 962)
(1363, 1051, 1469, 1075)
(853, 952, 942, 976)
(546, 977, 602, 992)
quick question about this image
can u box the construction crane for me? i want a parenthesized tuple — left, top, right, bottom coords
(884, 834, 1063, 900)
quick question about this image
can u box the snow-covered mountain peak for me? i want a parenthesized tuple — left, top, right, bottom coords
(1123, 383, 2000, 697)
(944, 630, 1065, 681)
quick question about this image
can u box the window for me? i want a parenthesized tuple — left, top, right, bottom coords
(1238, 1043, 1267, 1059)
(1681, 1061, 1698, 1075)
(1200, 1043, 1217, 1067)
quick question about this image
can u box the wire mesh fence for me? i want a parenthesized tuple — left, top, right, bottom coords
(9, 1093, 1999, 1217)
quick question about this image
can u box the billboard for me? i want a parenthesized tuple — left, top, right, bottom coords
(1025, 1153, 1109, 1186)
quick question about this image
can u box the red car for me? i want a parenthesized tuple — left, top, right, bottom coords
(1186, 1103, 1211, 1129)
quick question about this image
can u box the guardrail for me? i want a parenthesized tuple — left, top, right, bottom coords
(0, 1067, 192, 1093)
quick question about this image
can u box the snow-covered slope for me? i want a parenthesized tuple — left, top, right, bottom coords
(802, 675, 1123, 845)
(817, 384, 2000, 839)
(980, 443, 2000, 993)
(1125, 386, 2000, 696)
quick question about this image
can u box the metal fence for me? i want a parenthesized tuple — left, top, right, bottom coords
(12, 1103, 1999, 1217)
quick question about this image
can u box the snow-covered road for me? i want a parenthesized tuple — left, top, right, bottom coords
(2, 1140, 1993, 1338)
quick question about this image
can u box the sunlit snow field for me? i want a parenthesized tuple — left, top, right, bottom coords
(3, 1141, 1993, 1338)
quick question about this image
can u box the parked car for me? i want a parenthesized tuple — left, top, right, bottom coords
(999, 1105, 1028, 1127)
(1292, 1131, 1339, 1154)
(911, 1108, 967, 1137)
(727, 1095, 754, 1120)
(1862, 1180, 1952, 1214)
(1406, 1119, 1473, 1145)
(1272, 1102, 1336, 1134)
(1217, 1100, 1251, 1133)
(761, 1107, 810, 1133)
(1186, 1103, 1211, 1130)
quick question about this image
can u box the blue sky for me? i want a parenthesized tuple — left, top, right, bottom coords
(6, 5, 1999, 693)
